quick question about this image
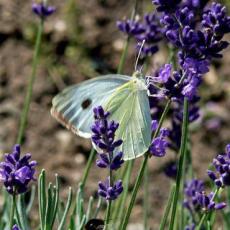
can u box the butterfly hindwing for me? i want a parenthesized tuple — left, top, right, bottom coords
(51, 75, 131, 138)
(105, 78, 152, 160)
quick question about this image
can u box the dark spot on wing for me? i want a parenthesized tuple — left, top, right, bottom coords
(85, 219, 104, 230)
(81, 98, 92, 109)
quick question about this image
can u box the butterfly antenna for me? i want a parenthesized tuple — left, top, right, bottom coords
(135, 39, 145, 72)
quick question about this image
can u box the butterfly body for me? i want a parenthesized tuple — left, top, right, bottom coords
(51, 74, 152, 160)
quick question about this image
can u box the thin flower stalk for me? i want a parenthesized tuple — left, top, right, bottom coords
(117, 0, 138, 74)
(9, 194, 16, 229)
(144, 163, 149, 229)
(113, 161, 134, 227)
(16, 19, 44, 145)
(169, 97, 189, 230)
(81, 149, 96, 188)
(159, 184, 176, 230)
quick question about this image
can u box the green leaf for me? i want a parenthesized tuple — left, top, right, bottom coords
(39, 169, 47, 230)
(58, 187, 73, 230)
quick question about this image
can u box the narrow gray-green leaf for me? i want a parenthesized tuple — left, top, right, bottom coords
(58, 187, 73, 230)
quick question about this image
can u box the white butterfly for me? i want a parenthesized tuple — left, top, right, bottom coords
(51, 72, 152, 161)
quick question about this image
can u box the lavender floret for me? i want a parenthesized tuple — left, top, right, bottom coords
(98, 177, 123, 201)
(149, 128, 169, 157)
(0, 144, 37, 195)
(196, 191, 226, 211)
(32, 2, 56, 18)
(208, 144, 230, 187)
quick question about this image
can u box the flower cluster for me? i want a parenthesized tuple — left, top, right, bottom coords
(32, 1, 56, 18)
(196, 191, 226, 211)
(149, 1, 230, 102)
(184, 179, 226, 215)
(184, 179, 204, 213)
(117, 12, 162, 57)
(0, 145, 37, 195)
(148, 1, 230, 157)
(98, 178, 123, 201)
(149, 120, 169, 157)
(91, 106, 124, 200)
(208, 144, 230, 187)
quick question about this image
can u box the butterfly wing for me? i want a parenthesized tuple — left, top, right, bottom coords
(51, 75, 131, 138)
(105, 78, 152, 160)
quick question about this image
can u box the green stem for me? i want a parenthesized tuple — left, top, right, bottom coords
(81, 149, 96, 188)
(117, 37, 130, 74)
(15, 198, 23, 229)
(104, 200, 112, 230)
(227, 188, 230, 212)
(16, 19, 44, 145)
(159, 185, 176, 230)
(169, 98, 189, 230)
(144, 162, 149, 230)
(117, 0, 138, 74)
(104, 161, 113, 230)
(9, 194, 16, 229)
(115, 161, 134, 227)
(120, 100, 171, 230)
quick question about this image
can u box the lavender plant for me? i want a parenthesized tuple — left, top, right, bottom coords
(1, 0, 230, 230)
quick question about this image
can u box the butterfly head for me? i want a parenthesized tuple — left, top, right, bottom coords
(132, 70, 144, 79)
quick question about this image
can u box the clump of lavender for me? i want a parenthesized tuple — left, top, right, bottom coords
(32, 1, 56, 18)
(196, 191, 226, 211)
(208, 144, 230, 187)
(147, 1, 230, 155)
(184, 179, 205, 214)
(91, 106, 124, 200)
(0, 144, 37, 195)
(117, 12, 162, 57)
(184, 178, 226, 229)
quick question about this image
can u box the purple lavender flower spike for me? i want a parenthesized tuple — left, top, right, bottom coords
(184, 179, 204, 213)
(98, 177, 123, 200)
(149, 128, 169, 157)
(196, 191, 226, 211)
(91, 106, 122, 154)
(0, 144, 37, 195)
(91, 106, 124, 200)
(32, 2, 56, 18)
(117, 12, 162, 57)
(117, 20, 145, 36)
(208, 144, 230, 187)
(12, 225, 21, 230)
(202, 2, 230, 38)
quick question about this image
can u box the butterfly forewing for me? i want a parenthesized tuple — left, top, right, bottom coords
(51, 75, 131, 138)
(104, 78, 152, 160)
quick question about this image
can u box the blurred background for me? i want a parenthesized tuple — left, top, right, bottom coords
(0, 0, 229, 228)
